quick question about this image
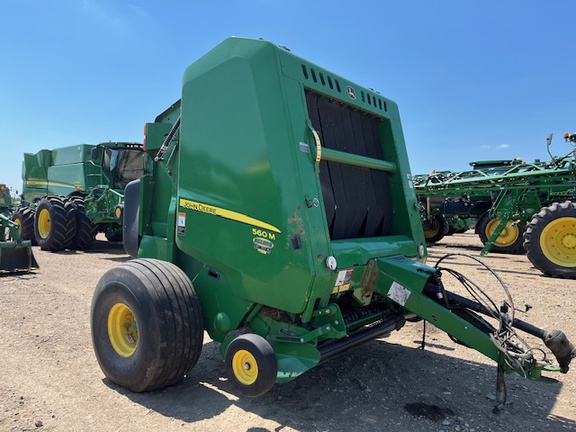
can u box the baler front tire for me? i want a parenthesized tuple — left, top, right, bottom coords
(523, 201, 576, 278)
(477, 213, 524, 254)
(225, 333, 277, 398)
(91, 258, 204, 392)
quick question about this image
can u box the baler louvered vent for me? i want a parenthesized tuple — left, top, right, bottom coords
(301, 64, 387, 113)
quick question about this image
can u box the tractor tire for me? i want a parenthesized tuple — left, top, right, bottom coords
(66, 196, 97, 250)
(477, 213, 524, 254)
(423, 215, 449, 244)
(34, 196, 76, 251)
(91, 258, 204, 392)
(225, 333, 278, 397)
(523, 201, 576, 278)
(12, 207, 36, 245)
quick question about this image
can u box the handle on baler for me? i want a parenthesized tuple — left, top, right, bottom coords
(154, 116, 181, 162)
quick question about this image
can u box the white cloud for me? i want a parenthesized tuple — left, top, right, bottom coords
(480, 144, 511, 150)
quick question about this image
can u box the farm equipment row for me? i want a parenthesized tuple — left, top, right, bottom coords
(13, 142, 151, 252)
(415, 132, 576, 278)
(86, 38, 574, 404)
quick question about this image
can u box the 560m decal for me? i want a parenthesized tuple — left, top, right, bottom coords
(179, 198, 281, 233)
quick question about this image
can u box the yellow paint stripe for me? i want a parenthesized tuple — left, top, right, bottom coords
(179, 198, 281, 233)
(25, 180, 79, 188)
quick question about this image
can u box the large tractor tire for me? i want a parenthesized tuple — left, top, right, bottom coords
(423, 215, 449, 244)
(523, 201, 576, 278)
(66, 196, 98, 250)
(477, 213, 524, 254)
(91, 258, 204, 392)
(225, 333, 278, 397)
(12, 207, 36, 245)
(34, 196, 76, 251)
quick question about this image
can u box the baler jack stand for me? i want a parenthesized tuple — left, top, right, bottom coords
(493, 363, 506, 414)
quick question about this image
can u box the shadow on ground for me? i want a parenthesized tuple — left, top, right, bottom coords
(107, 337, 571, 432)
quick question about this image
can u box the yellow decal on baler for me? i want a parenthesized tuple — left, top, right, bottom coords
(179, 198, 281, 233)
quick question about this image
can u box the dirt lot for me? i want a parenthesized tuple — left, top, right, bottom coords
(1, 232, 575, 432)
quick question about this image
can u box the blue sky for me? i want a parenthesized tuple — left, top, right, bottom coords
(1, 0, 575, 194)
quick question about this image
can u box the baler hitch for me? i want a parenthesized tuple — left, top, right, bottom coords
(444, 290, 575, 373)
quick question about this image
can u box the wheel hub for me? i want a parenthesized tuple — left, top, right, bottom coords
(37, 208, 51, 239)
(108, 303, 138, 357)
(232, 349, 258, 385)
(540, 217, 576, 266)
(561, 233, 576, 249)
(486, 219, 519, 246)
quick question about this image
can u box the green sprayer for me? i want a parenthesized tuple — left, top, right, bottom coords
(415, 132, 576, 278)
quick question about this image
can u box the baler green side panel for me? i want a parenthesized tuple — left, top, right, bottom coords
(176, 39, 315, 317)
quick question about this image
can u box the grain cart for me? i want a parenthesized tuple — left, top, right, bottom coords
(0, 184, 38, 273)
(415, 133, 576, 278)
(14, 142, 152, 251)
(91, 38, 575, 401)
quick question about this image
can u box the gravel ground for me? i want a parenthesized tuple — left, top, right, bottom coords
(0, 232, 575, 432)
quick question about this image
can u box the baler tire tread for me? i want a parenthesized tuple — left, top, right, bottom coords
(523, 201, 576, 278)
(90, 258, 203, 392)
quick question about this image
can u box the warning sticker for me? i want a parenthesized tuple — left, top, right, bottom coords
(177, 212, 186, 236)
(387, 281, 411, 306)
(335, 269, 353, 286)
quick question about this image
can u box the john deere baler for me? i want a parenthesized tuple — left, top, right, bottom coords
(91, 38, 574, 401)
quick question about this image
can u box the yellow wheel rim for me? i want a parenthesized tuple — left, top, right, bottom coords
(424, 219, 440, 239)
(540, 217, 576, 267)
(485, 219, 519, 246)
(37, 208, 51, 239)
(13, 217, 22, 235)
(108, 303, 138, 357)
(232, 349, 259, 385)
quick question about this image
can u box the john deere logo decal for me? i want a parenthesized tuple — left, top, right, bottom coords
(346, 86, 356, 100)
